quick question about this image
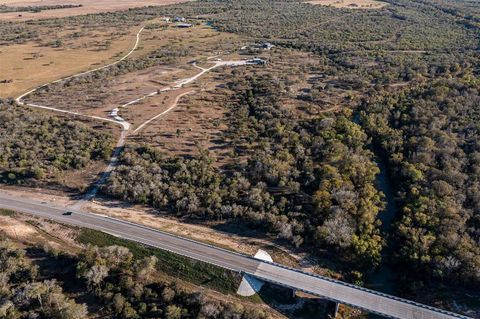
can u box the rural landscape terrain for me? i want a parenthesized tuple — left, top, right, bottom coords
(0, 0, 479, 318)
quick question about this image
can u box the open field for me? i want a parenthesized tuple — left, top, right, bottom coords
(24, 64, 192, 118)
(133, 84, 233, 164)
(18, 21, 357, 167)
(1, 9, 241, 99)
(0, 0, 191, 20)
(19, 26, 244, 109)
(305, 0, 387, 9)
(6, 23, 243, 98)
(0, 25, 141, 98)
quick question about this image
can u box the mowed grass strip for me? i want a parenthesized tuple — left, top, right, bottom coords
(78, 228, 240, 294)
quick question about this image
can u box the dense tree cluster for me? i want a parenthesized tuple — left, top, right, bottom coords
(1, 0, 479, 303)
(208, 0, 478, 87)
(361, 77, 480, 285)
(105, 74, 384, 267)
(0, 5, 83, 13)
(228, 74, 384, 265)
(0, 238, 267, 319)
(0, 240, 87, 319)
(0, 102, 114, 184)
(76, 245, 267, 319)
(209, 0, 478, 53)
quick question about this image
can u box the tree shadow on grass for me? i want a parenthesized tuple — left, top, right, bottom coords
(25, 246, 101, 314)
(256, 283, 334, 319)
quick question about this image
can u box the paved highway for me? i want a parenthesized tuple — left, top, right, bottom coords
(0, 192, 471, 319)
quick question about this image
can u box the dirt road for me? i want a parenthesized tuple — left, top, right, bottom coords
(15, 25, 250, 206)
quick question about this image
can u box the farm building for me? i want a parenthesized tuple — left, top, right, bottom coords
(240, 42, 275, 51)
(247, 58, 267, 65)
(174, 16, 186, 22)
(260, 42, 274, 50)
(176, 23, 193, 28)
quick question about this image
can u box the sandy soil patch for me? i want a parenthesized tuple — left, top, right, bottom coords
(0, 215, 37, 238)
(0, 0, 192, 21)
(0, 214, 82, 251)
(305, 0, 387, 9)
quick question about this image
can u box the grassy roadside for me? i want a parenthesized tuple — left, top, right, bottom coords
(0, 208, 16, 216)
(76, 230, 330, 316)
(1, 210, 333, 317)
(78, 228, 240, 294)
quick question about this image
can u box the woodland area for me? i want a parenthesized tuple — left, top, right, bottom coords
(0, 238, 267, 319)
(361, 77, 480, 285)
(0, 240, 87, 318)
(0, 0, 479, 313)
(0, 100, 113, 184)
(105, 74, 384, 268)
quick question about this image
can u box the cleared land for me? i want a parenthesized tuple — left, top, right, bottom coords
(18, 22, 357, 166)
(21, 23, 248, 158)
(133, 85, 232, 164)
(24, 64, 192, 119)
(305, 0, 387, 9)
(0, 25, 140, 98)
(0, 0, 191, 20)
(4, 22, 248, 190)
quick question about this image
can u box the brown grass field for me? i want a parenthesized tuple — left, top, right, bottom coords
(7, 20, 354, 167)
(25, 64, 191, 117)
(1, 23, 244, 99)
(3, 16, 351, 168)
(0, 0, 191, 20)
(0, 25, 141, 98)
(305, 0, 387, 9)
(131, 75, 233, 165)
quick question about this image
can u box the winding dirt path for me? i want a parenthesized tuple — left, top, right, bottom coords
(15, 25, 251, 207)
(133, 90, 194, 134)
(16, 26, 145, 130)
(74, 59, 248, 206)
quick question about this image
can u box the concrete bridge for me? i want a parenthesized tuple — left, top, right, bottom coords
(0, 192, 472, 319)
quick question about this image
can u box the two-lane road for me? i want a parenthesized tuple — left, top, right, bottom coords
(0, 192, 471, 319)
